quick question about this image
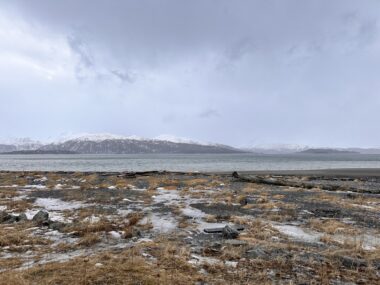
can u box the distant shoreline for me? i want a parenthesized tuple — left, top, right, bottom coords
(0, 168, 380, 177)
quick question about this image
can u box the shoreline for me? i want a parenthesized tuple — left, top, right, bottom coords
(0, 168, 380, 177)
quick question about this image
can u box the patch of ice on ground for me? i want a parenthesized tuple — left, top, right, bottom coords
(188, 254, 221, 266)
(182, 207, 207, 219)
(23, 185, 47, 190)
(12, 194, 28, 201)
(140, 213, 178, 233)
(117, 209, 133, 216)
(34, 198, 87, 211)
(152, 189, 181, 205)
(333, 233, 380, 251)
(83, 215, 101, 223)
(108, 186, 116, 190)
(0, 185, 18, 188)
(273, 224, 322, 243)
(109, 231, 123, 239)
(123, 198, 144, 203)
(0, 205, 7, 211)
(197, 221, 233, 232)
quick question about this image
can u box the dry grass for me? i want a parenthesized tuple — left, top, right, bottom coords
(77, 233, 102, 247)
(3, 199, 33, 212)
(0, 224, 51, 248)
(64, 219, 118, 237)
(308, 218, 360, 235)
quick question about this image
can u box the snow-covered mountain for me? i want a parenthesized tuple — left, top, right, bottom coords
(37, 133, 244, 154)
(0, 138, 43, 152)
(245, 144, 309, 154)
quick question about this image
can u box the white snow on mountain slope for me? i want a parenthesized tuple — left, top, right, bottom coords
(56, 133, 146, 143)
(55, 133, 213, 146)
(154, 134, 209, 145)
(0, 137, 43, 151)
(247, 144, 310, 154)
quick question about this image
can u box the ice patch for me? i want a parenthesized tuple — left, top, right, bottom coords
(23, 185, 47, 190)
(34, 198, 87, 211)
(152, 189, 181, 205)
(182, 207, 207, 219)
(109, 231, 122, 239)
(117, 209, 133, 216)
(83, 215, 100, 223)
(188, 254, 221, 266)
(273, 224, 322, 243)
(0, 205, 7, 211)
(140, 213, 178, 233)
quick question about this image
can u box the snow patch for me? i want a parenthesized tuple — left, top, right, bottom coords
(273, 224, 322, 243)
(34, 198, 87, 211)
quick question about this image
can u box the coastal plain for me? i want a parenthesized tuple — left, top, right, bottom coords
(0, 170, 379, 284)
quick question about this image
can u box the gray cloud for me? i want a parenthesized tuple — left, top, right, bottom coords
(0, 0, 380, 147)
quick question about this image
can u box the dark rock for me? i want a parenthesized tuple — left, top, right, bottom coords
(238, 196, 248, 206)
(340, 256, 367, 269)
(222, 225, 239, 239)
(0, 211, 12, 223)
(16, 213, 28, 222)
(232, 171, 239, 178)
(32, 210, 49, 225)
(204, 225, 244, 234)
(48, 221, 66, 231)
(246, 247, 269, 259)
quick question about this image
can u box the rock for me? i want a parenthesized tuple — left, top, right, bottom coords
(246, 247, 268, 259)
(48, 221, 66, 231)
(232, 171, 239, 178)
(238, 196, 248, 206)
(222, 225, 239, 239)
(17, 213, 28, 222)
(204, 225, 244, 234)
(0, 211, 12, 223)
(32, 210, 49, 225)
(340, 256, 367, 269)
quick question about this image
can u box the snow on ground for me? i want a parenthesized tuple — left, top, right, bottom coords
(273, 224, 323, 243)
(182, 207, 207, 219)
(152, 189, 181, 205)
(34, 198, 88, 211)
(139, 213, 178, 233)
(23, 185, 47, 190)
(333, 233, 380, 251)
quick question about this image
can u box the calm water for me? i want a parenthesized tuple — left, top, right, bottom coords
(1, 153, 380, 172)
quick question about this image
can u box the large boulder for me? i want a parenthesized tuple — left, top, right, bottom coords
(32, 210, 49, 225)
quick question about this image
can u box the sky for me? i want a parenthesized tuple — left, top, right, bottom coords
(0, 0, 379, 148)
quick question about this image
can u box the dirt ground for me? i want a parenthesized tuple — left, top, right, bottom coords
(0, 171, 379, 284)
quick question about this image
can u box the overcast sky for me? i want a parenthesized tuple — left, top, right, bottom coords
(0, 0, 379, 147)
